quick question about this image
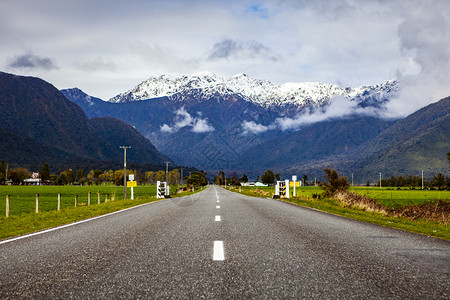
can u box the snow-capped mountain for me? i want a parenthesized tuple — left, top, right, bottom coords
(109, 72, 399, 110)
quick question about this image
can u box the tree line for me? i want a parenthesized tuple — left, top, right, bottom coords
(213, 167, 449, 189)
(0, 161, 187, 186)
(380, 174, 450, 189)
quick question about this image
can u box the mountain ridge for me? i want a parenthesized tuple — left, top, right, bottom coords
(108, 73, 399, 116)
(0, 72, 172, 171)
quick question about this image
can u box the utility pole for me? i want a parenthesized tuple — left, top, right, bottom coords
(180, 168, 184, 185)
(165, 161, 170, 183)
(379, 173, 382, 189)
(120, 146, 131, 200)
(351, 174, 354, 186)
(422, 170, 424, 190)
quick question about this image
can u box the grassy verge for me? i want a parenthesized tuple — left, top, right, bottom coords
(0, 185, 199, 241)
(229, 186, 449, 240)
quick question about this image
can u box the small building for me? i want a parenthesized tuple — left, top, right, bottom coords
(23, 178, 41, 186)
(241, 182, 268, 187)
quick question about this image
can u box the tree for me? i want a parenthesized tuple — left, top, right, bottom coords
(76, 169, 85, 185)
(431, 173, 445, 188)
(145, 171, 155, 184)
(87, 169, 104, 185)
(447, 151, 450, 166)
(320, 168, 349, 197)
(40, 162, 50, 185)
(187, 171, 208, 188)
(0, 160, 5, 185)
(240, 174, 248, 183)
(302, 174, 309, 186)
(229, 172, 239, 185)
(9, 167, 31, 185)
(261, 169, 276, 186)
(168, 169, 180, 185)
(114, 170, 124, 186)
(59, 169, 75, 185)
(215, 171, 225, 185)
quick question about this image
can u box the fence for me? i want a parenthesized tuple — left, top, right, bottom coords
(3, 191, 110, 217)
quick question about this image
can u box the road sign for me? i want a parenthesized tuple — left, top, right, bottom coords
(292, 175, 297, 181)
(129, 174, 134, 181)
(127, 181, 137, 187)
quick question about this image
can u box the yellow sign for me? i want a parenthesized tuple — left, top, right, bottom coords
(127, 181, 137, 187)
(289, 181, 300, 187)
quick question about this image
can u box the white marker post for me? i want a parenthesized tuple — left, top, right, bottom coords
(285, 179, 290, 199)
(292, 175, 297, 197)
(129, 174, 135, 200)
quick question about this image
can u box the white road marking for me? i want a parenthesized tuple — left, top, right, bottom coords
(215, 215, 221, 221)
(216, 205, 220, 209)
(217, 200, 220, 203)
(213, 185, 219, 199)
(213, 241, 225, 261)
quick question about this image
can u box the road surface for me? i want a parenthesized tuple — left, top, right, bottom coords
(0, 186, 448, 299)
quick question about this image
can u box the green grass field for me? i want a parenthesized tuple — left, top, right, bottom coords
(237, 186, 449, 208)
(349, 187, 449, 208)
(0, 185, 162, 216)
(231, 185, 449, 240)
(0, 184, 195, 240)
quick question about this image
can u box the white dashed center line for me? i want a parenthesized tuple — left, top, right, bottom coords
(215, 215, 221, 222)
(213, 241, 225, 261)
(216, 205, 220, 209)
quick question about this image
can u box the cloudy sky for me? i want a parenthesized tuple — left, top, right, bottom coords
(1, 0, 449, 115)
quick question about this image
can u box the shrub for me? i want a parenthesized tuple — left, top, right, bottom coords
(320, 168, 350, 197)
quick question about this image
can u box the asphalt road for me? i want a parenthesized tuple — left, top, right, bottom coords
(0, 186, 449, 299)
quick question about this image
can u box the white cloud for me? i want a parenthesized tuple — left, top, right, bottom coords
(243, 96, 382, 133)
(241, 121, 272, 134)
(160, 107, 214, 133)
(160, 124, 174, 133)
(192, 118, 215, 133)
(275, 96, 359, 130)
(381, 0, 450, 118)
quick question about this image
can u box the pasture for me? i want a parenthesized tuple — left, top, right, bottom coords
(350, 187, 449, 208)
(0, 185, 158, 216)
(232, 185, 449, 240)
(237, 185, 449, 208)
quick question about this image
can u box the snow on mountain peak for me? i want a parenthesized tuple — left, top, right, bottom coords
(109, 73, 399, 109)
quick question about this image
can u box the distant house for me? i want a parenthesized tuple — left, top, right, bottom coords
(241, 182, 268, 187)
(24, 172, 41, 185)
(24, 178, 41, 186)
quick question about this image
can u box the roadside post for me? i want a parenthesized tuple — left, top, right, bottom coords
(285, 179, 290, 199)
(6, 195, 10, 217)
(157, 181, 166, 199)
(292, 175, 297, 197)
(274, 180, 290, 199)
(127, 174, 136, 200)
